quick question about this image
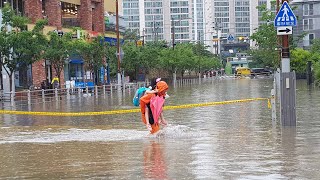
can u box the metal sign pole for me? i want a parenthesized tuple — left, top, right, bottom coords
(274, 0, 297, 126)
(116, 0, 121, 88)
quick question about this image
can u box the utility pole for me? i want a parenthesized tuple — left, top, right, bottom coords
(172, 19, 175, 50)
(116, 0, 121, 86)
(153, 20, 156, 42)
(142, 28, 145, 46)
(277, 0, 282, 66)
(281, 0, 290, 72)
(274, 0, 297, 126)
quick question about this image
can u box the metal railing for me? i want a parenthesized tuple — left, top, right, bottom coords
(0, 82, 148, 106)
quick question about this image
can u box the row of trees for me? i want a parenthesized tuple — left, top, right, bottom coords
(250, 3, 320, 85)
(1, 5, 221, 92)
(107, 41, 222, 81)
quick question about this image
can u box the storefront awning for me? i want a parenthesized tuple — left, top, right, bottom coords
(69, 59, 83, 64)
(61, 0, 80, 5)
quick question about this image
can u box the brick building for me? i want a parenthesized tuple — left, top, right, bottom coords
(24, 0, 105, 88)
(1, 0, 107, 89)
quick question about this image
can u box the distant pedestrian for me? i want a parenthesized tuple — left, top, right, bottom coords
(51, 76, 59, 89)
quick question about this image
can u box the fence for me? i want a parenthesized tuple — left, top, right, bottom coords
(0, 75, 268, 106)
(0, 82, 148, 106)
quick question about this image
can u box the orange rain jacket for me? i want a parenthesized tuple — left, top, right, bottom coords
(140, 81, 169, 134)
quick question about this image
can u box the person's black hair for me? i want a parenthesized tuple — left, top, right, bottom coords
(150, 78, 157, 90)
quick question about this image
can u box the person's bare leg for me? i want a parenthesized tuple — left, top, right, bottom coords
(145, 107, 152, 131)
(159, 112, 167, 126)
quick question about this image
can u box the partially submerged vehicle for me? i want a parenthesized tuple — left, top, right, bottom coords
(236, 67, 251, 77)
(251, 68, 272, 77)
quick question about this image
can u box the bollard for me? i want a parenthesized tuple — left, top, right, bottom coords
(67, 88, 70, 99)
(55, 88, 58, 101)
(86, 86, 88, 95)
(95, 86, 98, 98)
(27, 90, 31, 105)
(78, 88, 81, 97)
(110, 84, 113, 95)
(42, 89, 45, 103)
(103, 85, 106, 95)
(271, 89, 276, 122)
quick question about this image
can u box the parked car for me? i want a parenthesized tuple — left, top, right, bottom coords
(251, 68, 272, 76)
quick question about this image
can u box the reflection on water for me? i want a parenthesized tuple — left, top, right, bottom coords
(143, 141, 168, 179)
(0, 79, 320, 179)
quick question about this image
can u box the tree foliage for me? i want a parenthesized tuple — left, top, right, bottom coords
(250, 3, 306, 69)
(250, 4, 279, 68)
(310, 39, 320, 85)
(290, 48, 310, 73)
(1, 5, 46, 91)
(73, 36, 106, 84)
(44, 31, 73, 85)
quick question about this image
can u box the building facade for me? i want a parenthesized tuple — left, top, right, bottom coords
(122, 0, 205, 45)
(292, 0, 320, 49)
(1, 0, 114, 90)
(205, 0, 273, 54)
(122, 0, 273, 54)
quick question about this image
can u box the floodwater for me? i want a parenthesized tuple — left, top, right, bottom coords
(0, 78, 320, 179)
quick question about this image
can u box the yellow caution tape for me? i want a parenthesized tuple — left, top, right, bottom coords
(267, 99, 271, 109)
(0, 98, 269, 117)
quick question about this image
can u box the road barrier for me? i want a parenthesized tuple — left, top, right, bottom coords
(0, 82, 148, 106)
(0, 97, 270, 116)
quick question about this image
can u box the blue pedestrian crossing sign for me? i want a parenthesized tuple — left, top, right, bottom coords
(274, 2, 297, 27)
(227, 34, 234, 41)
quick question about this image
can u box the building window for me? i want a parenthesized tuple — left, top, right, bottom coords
(309, 19, 313, 30)
(309, 4, 313, 15)
(303, 19, 313, 30)
(0, 0, 24, 15)
(309, 34, 314, 45)
(303, 4, 313, 16)
(303, 19, 308, 30)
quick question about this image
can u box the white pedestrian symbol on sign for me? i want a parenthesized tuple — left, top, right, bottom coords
(227, 34, 234, 41)
(274, 2, 297, 27)
(281, 5, 289, 21)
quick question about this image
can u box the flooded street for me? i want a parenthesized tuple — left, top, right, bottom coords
(0, 78, 320, 179)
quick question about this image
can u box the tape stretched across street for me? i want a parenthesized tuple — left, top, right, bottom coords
(0, 98, 269, 117)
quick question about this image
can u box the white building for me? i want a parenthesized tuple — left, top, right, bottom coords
(292, 0, 320, 49)
(121, 0, 206, 45)
(121, 0, 273, 53)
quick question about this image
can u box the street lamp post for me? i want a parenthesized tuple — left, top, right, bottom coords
(116, 0, 121, 87)
(171, 17, 191, 49)
(171, 18, 175, 50)
(171, 17, 191, 86)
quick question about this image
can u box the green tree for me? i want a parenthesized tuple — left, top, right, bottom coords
(250, 4, 279, 68)
(310, 39, 320, 85)
(1, 5, 46, 91)
(290, 48, 311, 74)
(0, 30, 10, 90)
(142, 41, 168, 75)
(225, 62, 232, 75)
(74, 36, 106, 84)
(191, 42, 220, 77)
(44, 31, 73, 87)
(250, 3, 306, 69)
(123, 29, 140, 43)
(314, 61, 320, 86)
(121, 42, 141, 80)
(105, 44, 117, 78)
